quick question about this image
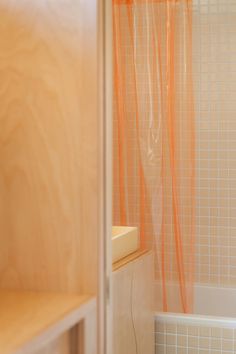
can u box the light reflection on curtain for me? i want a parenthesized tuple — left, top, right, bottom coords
(113, 0, 195, 313)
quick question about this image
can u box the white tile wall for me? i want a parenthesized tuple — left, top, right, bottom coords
(193, 0, 236, 285)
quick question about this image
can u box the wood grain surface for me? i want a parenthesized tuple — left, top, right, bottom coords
(113, 252, 155, 354)
(0, 0, 99, 294)
(33, 334, 71, 354)
(0, 291, 96, 354)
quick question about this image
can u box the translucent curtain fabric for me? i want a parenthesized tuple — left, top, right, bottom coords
(113, 0, 195, 313)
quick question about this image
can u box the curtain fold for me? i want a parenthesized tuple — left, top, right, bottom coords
(113, 0, 195, 313)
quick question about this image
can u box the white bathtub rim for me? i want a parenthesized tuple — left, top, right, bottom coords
(156, 312, 236, 329)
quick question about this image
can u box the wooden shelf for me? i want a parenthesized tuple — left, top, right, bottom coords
(0, 291, 96, 354)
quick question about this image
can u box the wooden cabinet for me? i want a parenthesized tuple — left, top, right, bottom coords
(113, 252, 155, 354)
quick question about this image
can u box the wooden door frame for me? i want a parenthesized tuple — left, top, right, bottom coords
(98, 1, 113, 354)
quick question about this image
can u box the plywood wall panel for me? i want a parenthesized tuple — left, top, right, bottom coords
(32, 332, 71, 354)
(113, 264, 136, 354)
(132, 253, 154, 354)
(0, 0, 99, 294)
(113, 252, 154, 354)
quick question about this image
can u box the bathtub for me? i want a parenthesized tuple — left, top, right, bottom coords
(155, 285, 236, 354)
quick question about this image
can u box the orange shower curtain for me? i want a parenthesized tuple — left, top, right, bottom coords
(113, 0, 195, 313)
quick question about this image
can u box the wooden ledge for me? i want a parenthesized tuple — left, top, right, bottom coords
(0, 291, 96, 354)
(113, 249, 151, 271)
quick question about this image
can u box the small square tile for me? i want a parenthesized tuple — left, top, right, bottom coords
(189, 336, 198, 348)
(166, 334, 176, 345)
(166, 323, 177, 334)
(211, 338, 221, 350)
(199, 326, 211, 337)
(166, 345, 176, 354)
(188, 326, 199, 336)
(156, 344, 165, 354)
(177, 347, 187, 354)
(156, 322, 165, 333)
(199, 350, 209, 354)
(222, 328, 234, 339)
(199, 336, 210, 348)
(156, 332, 165, 345)
(177, 335, 187, 346)
(222, 339, 233, 351)
(188, 349, 198, 354)
(177, 324, 188, 335)
(211, 327, 222, 337)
